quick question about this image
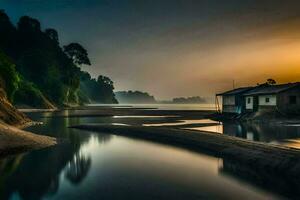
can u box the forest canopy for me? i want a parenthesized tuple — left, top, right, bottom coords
(115, 91, 156, 104)
(0, 10, 117, 107)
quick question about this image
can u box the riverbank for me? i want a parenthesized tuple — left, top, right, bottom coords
(0, 88, 57, 157)
(71, 124, 300, 177)
(0, 122, 56, 157)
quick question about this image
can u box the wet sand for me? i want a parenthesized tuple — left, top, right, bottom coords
(0, 122, 56, 157)
(71, 124, 300, 177)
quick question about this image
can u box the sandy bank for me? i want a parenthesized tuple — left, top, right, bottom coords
(0, 87, 57, 157)
(71, 124, 300, 177)
(18, 108, 57, 113)
(0, 122, 56, 157)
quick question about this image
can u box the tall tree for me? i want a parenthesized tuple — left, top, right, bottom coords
(0, 10, 17, 56)
(63, 43, 91, 66)
(45, 28, 59, 44)
(17, 16, 41, 33)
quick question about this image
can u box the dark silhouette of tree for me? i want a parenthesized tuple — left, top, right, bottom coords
(17, 16, 41, 33)
(172, 96, 206, 104)
(45, 28, 59, 44)
(257, 79, 277, 86)
(63, 43, 91, 66)
(97, 75, 114, 88)
(0, 10, 117, 107)
(115, 90, 156, 104)
(0, 10, 17, 57)
(65, 153, 91, 185)
(79, 73, 118, 103)
(267, 78, 276, 85)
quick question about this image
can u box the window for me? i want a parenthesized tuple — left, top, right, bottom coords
(247, 98, 251, 104)
(265, 97, 270, 103)
(289, 96, 297, 104)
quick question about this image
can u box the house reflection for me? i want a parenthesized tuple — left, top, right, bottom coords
(222, 122, 300, 145)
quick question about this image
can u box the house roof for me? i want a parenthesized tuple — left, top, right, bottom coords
(216, 87, 253, 96)
(243, 83, 300, 96)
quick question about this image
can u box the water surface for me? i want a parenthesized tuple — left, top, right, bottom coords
(88, 103, 216, 110)
(0, 112, 284, 200)
(189, 121, 300, 149)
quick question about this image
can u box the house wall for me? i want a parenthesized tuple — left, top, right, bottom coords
(259, 95, 277, 106)
(222, 96, 237, 113)
(246, 96, 253, 110)
(223, 105, 239, 113)
(258, 95, 277, 112)
(223, 96, 235, 105)
(222, 96, 239, 113)
(277, 87, 300, 114)
(222, 95, 244, 114)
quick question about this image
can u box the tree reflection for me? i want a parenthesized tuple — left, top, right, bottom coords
(65, 153, 91, 185)
(0, 124, 112, 200)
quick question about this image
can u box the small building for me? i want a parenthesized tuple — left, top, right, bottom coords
(243, 83, 300, 115)
(216, 87, 253, 114)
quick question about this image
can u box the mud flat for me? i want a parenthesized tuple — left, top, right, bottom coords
(71, 124, 300, 177)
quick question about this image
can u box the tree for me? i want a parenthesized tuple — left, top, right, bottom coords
(0, 51, 20, 101)
(63, 43, 91, 66)
(0, 10, 17, 56)
(79, 71, 91, 81)
(17, 16, 41, 33)
(97, 75, 114, 88)
(45, 28, 59, 44)
(0, 11, 118, 107)
(267, 78, 276, 85)
(79, 72, 118, 104)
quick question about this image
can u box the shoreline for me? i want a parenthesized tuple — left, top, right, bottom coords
(71, 124, 300, 177)
(0, 122, 56, 158)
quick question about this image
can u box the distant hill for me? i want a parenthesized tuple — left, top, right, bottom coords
(171, 96, 206, 104)
(115, 91, 156, 104)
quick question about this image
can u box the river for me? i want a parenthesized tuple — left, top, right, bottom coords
(0, 104, 298, 199)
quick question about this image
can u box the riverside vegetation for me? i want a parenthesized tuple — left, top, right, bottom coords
(0, 10, 118, 109)
(0, 10, 118, 156)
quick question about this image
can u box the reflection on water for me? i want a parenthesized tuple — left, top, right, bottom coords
(88, 103, 216, 110)
(189, 121, 300, 149)
(0, 112, 286, 199)
(187, 125, 224, 133)
(65, 153, 91, 185)
(113, 115, 176, 118)
(143, 119, 219, 126)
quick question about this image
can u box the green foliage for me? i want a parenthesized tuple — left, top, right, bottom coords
(80, 72, 118, 104)
(14, 80, 43, 107)
(0, 51, 20, 101)
(0, 10, 117, 107)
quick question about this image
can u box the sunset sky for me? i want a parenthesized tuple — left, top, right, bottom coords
(3, 0, 300, 99)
